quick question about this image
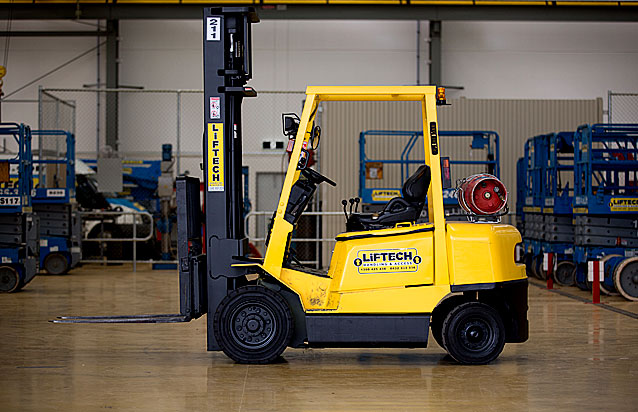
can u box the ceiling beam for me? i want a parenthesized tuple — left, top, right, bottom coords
(0, 4, 637, 22)
(0, 31, 108, 37)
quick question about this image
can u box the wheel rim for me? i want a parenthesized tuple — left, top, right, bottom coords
(229, 301, 277, 350)
(554, 262, 575, 286)
(457, 316, 494, 353)
(0, 266, 19, 293)
(616, 260, 638, 301)
(45, 254, 68, 275)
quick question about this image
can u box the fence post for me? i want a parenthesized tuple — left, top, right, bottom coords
(133, 214, 137, 272)
(176, 90, 181, 175)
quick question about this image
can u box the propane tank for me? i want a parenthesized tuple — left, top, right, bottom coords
(457, 173, 508, 215)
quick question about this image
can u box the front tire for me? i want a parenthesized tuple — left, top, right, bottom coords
(44, 253, 69, 275)
(441, 302, 506, 365)
(0, 266, 20, 293)
(554, 261, 576, 286)
(213, 286, 293, 364)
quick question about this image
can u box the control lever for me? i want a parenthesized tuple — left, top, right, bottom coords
(354, 197, 360, 213)
(349, 198, 355, 216)
(341, 199, 349, 222)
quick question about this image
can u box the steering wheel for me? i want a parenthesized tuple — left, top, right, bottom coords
(301, 167, 336, 187)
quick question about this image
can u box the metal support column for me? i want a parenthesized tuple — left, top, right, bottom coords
(105, 19, 119, 152)
(429, 20, 441, 86)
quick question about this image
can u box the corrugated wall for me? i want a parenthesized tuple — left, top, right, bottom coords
(320, 98, 602, 258)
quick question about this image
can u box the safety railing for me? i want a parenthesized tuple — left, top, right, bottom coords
(79, 210, 167, 271)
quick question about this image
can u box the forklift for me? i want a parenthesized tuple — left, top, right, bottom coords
(56, 7, 528, 365)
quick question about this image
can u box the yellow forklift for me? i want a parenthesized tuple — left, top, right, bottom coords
(56, 7, 527, 365)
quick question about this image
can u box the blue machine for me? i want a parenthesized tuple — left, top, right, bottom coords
(515, 157, 526, 232)
(359, 130, 499, 216)
(521, 134, 549, 277)
(81, 158, 162, 213)
(32, 130, 82, 275)
(572, 124, 638, 299)
(0, 123, 39, 292)
(541, 132, 576, 285)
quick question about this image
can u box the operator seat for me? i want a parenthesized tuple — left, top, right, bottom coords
(347, 164, 431, 232)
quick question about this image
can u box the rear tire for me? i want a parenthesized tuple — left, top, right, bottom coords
(554, 261, 576, 286)
(430, 316, 445, 350)
(43, 253, 69, 275)
(213, 286, 293, 364)
(0, 266, 20, 293)
(441, 302, 505, 365)
(614, 257, 638, 302)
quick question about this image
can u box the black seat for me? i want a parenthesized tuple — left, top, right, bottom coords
(347, 165, 431, 232)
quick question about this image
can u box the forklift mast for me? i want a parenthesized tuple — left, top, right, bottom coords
(55, 9, 260, 342)
(178, 7, 259, 349)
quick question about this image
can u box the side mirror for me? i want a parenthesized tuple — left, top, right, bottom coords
(282, 113, 300, 138)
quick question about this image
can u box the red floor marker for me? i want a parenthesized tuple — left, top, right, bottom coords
(546, 253, 554, 290)
(592, 260, 600, 304)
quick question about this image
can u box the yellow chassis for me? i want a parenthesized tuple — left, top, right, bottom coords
(235, 86, 526, 316)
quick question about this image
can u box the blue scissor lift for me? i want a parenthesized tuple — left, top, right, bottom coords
(572, 123, 638, 300)
(0, 123, 39, 292)
(539, 132, 577, 285)
(515, 157, 526, 234)
(359, 130, 499, 219)
(521, 134, 549, 278)
(32, 130, 81, 275)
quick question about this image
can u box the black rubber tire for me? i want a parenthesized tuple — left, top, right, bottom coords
(43, 253, 69, 275)
(599, 254, 621, 296)
(554, 261, 576, 286)
(213, 286, 293, 364)
(441, 302, 506, 365)
(523, 253, 534, 278)
(613, 257, 638, 302)
(532, 255, 543, 279)
(0, 266, 20, 293)
(430, 316, 446, 350)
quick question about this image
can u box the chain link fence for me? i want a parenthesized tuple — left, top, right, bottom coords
(608, 91, 638, 124)
(37, 88, 322, 264)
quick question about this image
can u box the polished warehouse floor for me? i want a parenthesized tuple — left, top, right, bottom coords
(2, 264, 638, 412)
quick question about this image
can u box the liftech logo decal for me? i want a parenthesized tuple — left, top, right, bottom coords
(371, 190, 401, 202)
(207, 123, 225, 192)
(353, 248, 421, 274)
(609, 198, 638, 212)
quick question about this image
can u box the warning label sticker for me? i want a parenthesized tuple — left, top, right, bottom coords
(210, 97, 220, 119)
(354, 248, 421, 274)
(207, 123, 225, 192)
(371, 189, 401, 202)
(609, 198, 638, 212)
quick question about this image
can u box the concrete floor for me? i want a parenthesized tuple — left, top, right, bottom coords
(2, 264, 638, 412)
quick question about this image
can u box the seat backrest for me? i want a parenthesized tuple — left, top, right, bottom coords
(402, 165, 431, 204)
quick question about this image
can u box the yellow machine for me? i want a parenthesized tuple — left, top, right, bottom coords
(55, 10, 527, 365)
(219, 86, 528, 365)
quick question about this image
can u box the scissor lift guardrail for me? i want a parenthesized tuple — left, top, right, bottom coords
(571, 123, 638, 299)
(358, 130, 499, 217)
